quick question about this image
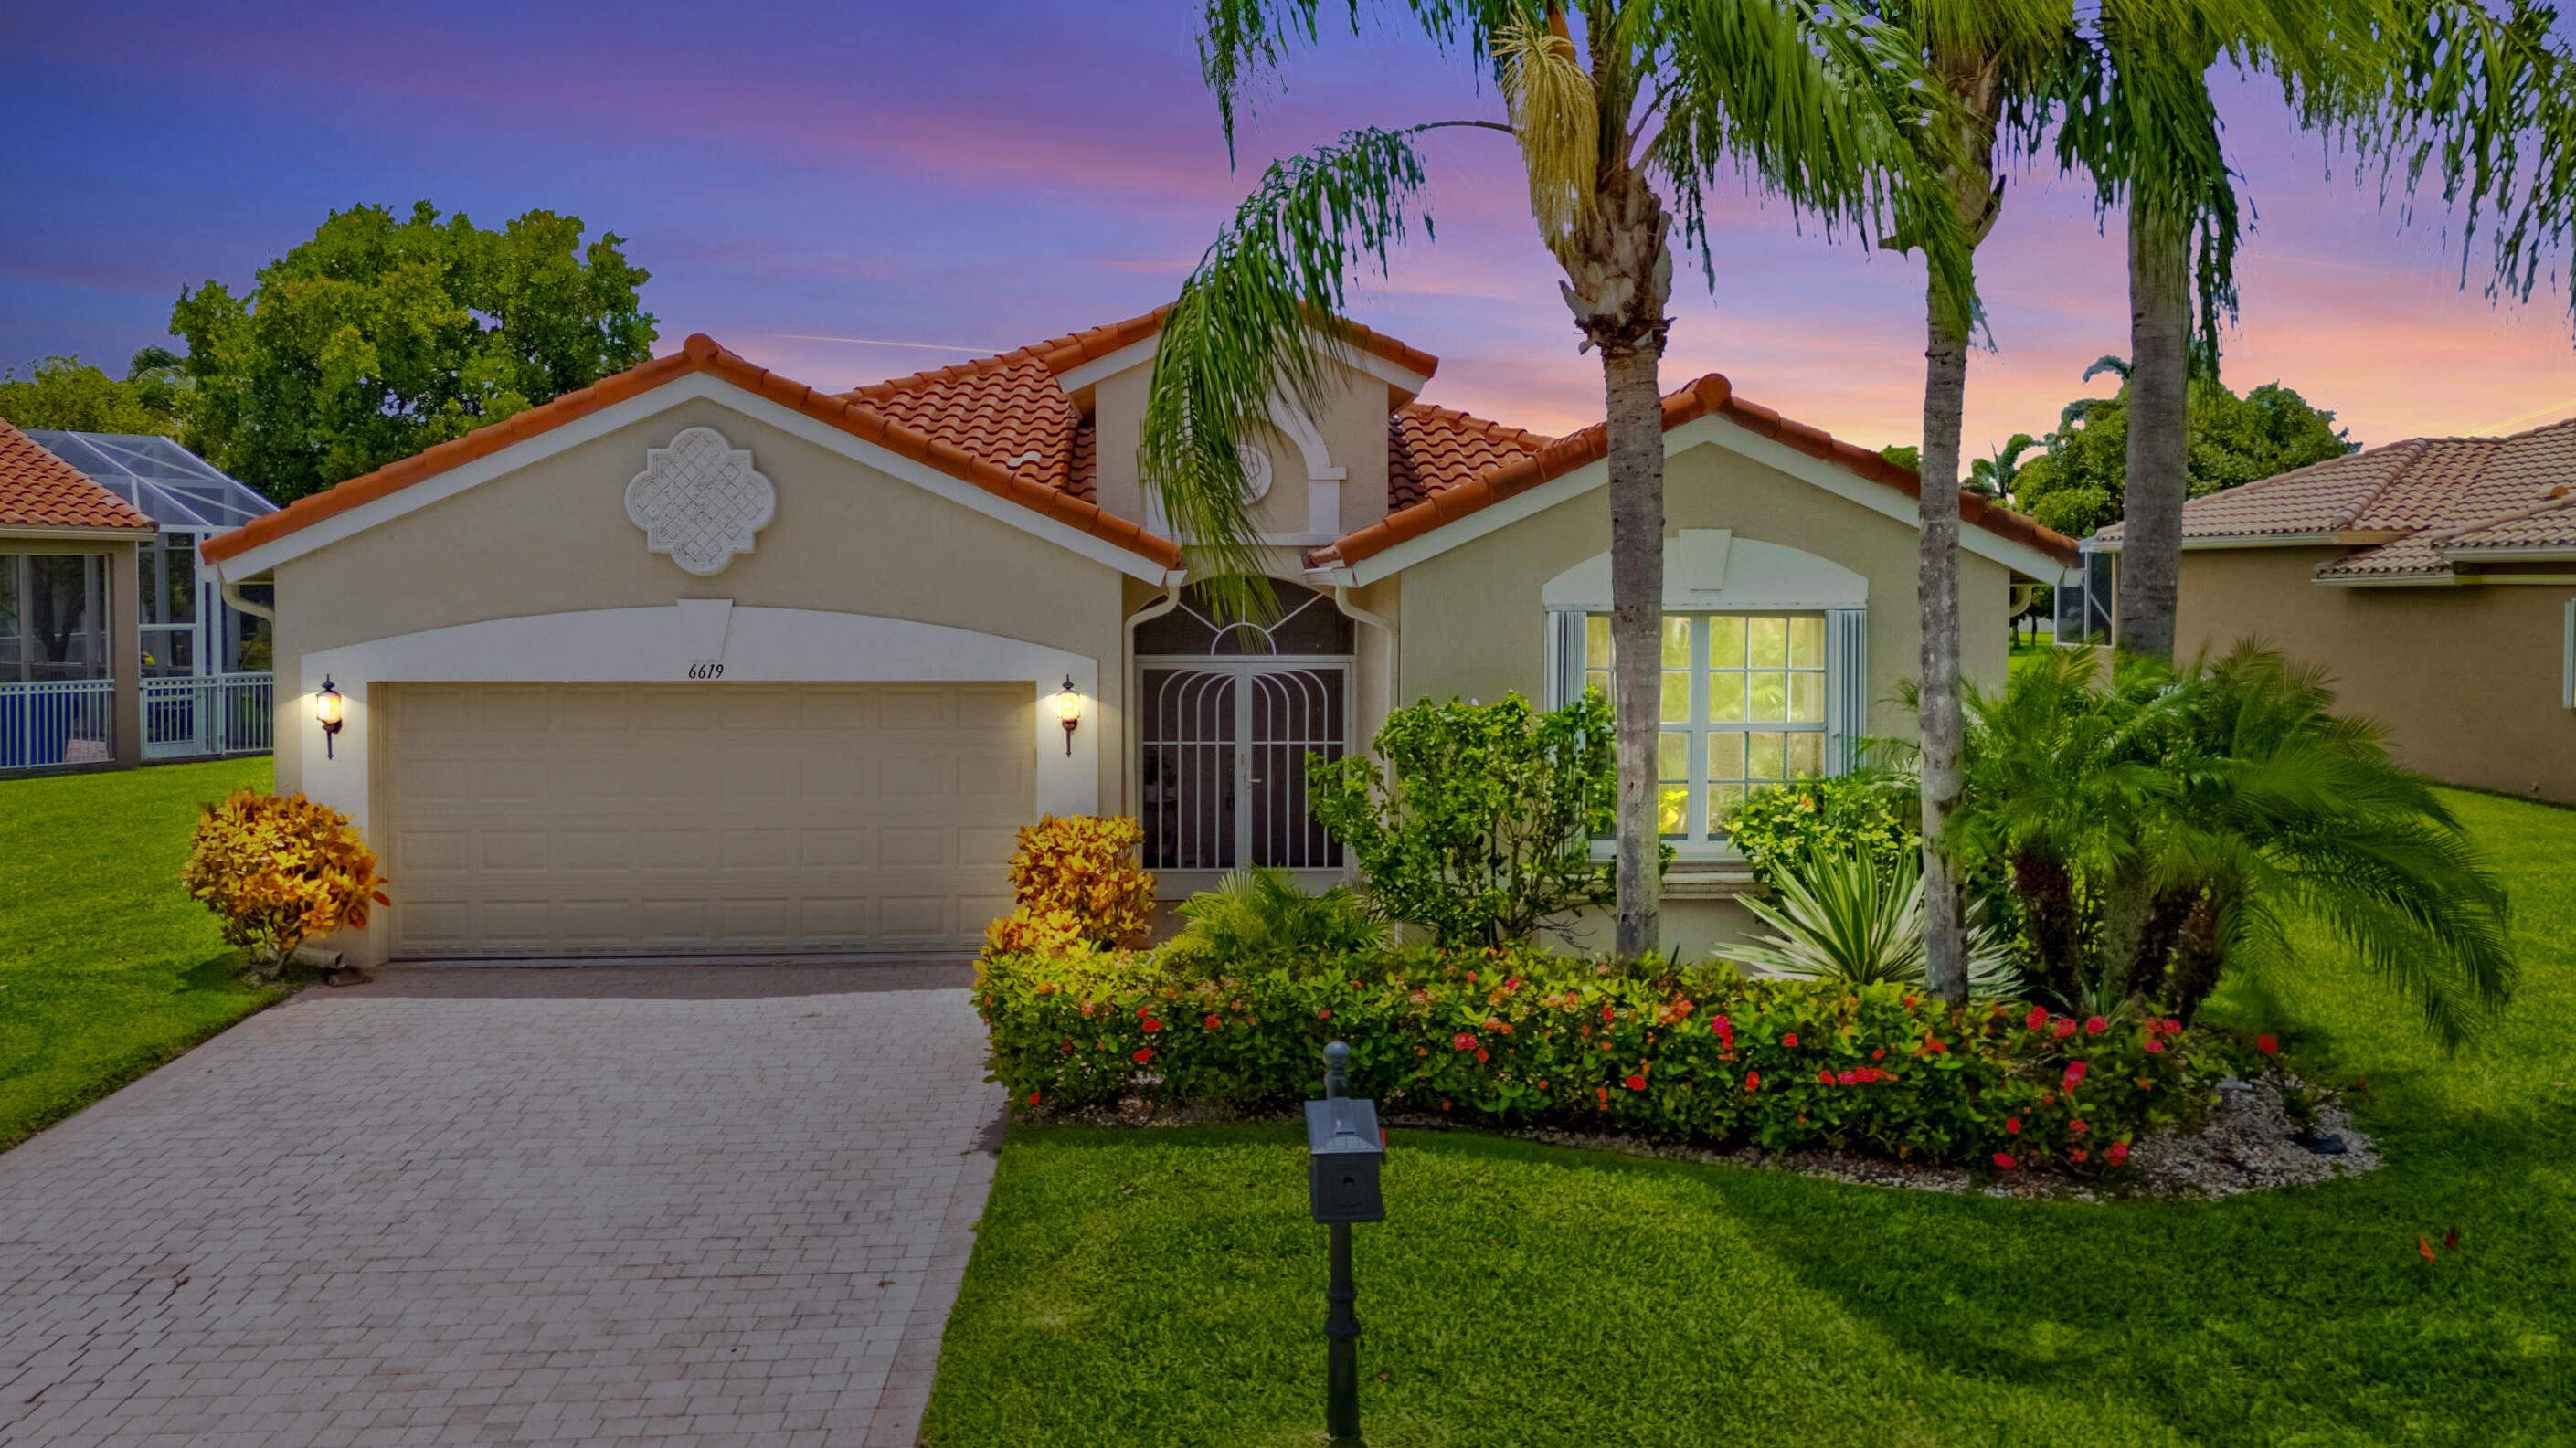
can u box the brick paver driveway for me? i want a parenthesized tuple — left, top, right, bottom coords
(0, 962, 1002, 1448)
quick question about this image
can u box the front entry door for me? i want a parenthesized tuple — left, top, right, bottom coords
(1140, 663, 1348, 877)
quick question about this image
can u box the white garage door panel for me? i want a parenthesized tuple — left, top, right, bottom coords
(381, 682, 1034, 958)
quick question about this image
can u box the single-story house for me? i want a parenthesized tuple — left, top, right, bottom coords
(2081, 417, 2576, 804)
(1, 418, 154, 769)
(200, 311, 2074, 966)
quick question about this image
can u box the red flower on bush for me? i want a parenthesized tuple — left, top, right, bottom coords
(2051, 1019, 2077, 1039)
(2070, 1118, 2090, 1134)
(2107, 1141, 2130, 1165)
(1602, 1005, 1617, 1023)
(2144, 1039, 2167, 1054)
(1745, 1071, 1761, 1093)
(1028, 1091, 1041, 1105)
(2062, 1061, 2088, 1088)
(1141, 1018, 1163, 1033)
(1837, 1070, 1860, 1085)
(1994, 1153, 2018, 1170)
(2006, 1117, 2022, 1135)
(1920, 1038, 1949, 1055)
(1712, 1014, 1733, 1049)
(2256, 1034, 2279, 1055)
(1131, 1047, 1154, 1063)
(2084, 1015, 2109, 1035)
(1316, 1008, 1331, 1020)
(1596, 1086, 1610, 1107)
(1818, 1069, 1836, 1085)
(1782, 1032, 1800, 1049)
(1625, 1074, 1647, 1091)
(1453, 1032, 1477, 1052)
(2072, 1147, 2089, 1163)
(2024, 1006, 2049, 1031)
(1476, 1049, 1490, 1063)
(1205, 1014, 1222, 1030)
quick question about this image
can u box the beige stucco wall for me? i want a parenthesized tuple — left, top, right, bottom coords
(1395, 439, 2016, 723)
(2176, 547, 2576, 803)
(268, 395, 1133, 806)
(1086, 355, 1395, 541)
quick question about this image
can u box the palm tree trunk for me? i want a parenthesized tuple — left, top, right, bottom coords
(1604, 340, 1666, 957)
(1917, 270, 1972, 1005)
(2118, 196, 2191, 661)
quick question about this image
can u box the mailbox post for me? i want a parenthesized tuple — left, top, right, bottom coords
(1306, 1041, 1383, 1447)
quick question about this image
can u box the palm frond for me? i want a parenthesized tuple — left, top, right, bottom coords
(1719, 844, 2019, 998)
(1494, 11, 1600, 255)
(1140, 127, 1432, 615)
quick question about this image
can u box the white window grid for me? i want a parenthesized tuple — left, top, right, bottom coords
(1581, 612, 1830, 842)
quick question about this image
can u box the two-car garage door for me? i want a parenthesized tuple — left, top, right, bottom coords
(378, 682, 1034, 959)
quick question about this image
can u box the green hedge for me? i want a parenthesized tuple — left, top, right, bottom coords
(978, 947, 2223, 1171)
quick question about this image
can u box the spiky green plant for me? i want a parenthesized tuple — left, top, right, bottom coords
(1717, 844, 2020, 999)
(1167, 866, 1389, 976)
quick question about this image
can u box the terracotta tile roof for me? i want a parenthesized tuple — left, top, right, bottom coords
(203, 335, 1181, 569)
(2118, 414, 2576, 580)
(1388, 404, 1552, 510)
(2094, 441, 2426, 544)
(847, 354, 1086, 495)
(0, 418, 154, 533)
(1316, 374, 2078, 569)
(1024, 306, 1439, 384)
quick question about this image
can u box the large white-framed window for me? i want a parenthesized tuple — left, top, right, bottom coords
(1550, 607, 1866, 850)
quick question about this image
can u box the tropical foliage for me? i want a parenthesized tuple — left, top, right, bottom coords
(180, 790, 389, 972)
(979, 943, 2218, 1169)
(0, 350, 189, 437)
(1723, 771, 1918, 889)
(1719, 845, 2020, 999)
(170, 201, 655, 502)
(982, 814, 1158, 957)
(1165, 866, 1388, 975)
(2001, 358, 2358, 538)
(1947, 644, 2516, 1046)
(1307, 692, 1629, 947)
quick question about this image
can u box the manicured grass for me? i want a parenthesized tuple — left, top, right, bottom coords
(925, 788, 2576, 1448)
(0, 756, 279, 1150)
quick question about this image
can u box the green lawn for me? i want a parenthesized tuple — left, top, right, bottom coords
(925, 789, 2576, 1448)
(0, 756, 279, 1150)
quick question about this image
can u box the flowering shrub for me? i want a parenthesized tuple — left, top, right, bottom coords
(182, 790, 390, 969)
(979, 946, 2221, 1170)
(1725, 772, 1918, 888)
(983, 814, 1156, 956)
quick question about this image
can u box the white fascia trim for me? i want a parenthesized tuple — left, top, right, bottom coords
(1051, 328, 1431, 400)
(1339, 414, 2066, 584)
(2094, 534, 2347, 554)
(292, 604, 1103, 841)
(0, 526, 153, 543)
(1055, 337, 1160, 396)
(2439, 546, 2576, 563)
(211, 373, 1169, 584)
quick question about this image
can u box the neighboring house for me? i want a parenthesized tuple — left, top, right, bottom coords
(0, 426, 280, 772)
(200, 312, 2074, 966)
(2079, 417, 2576, 803)
(1, 418, 154, 768)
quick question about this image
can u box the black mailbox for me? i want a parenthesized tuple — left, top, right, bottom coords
(1306, 1093, 1385, 1224)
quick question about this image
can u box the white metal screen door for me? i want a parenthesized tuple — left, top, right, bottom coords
(1141, 663, 1348, 873)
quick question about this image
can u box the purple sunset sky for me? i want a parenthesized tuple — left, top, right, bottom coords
(10, 2, 2576, 461)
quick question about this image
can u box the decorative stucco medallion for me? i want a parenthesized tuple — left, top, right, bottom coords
(1238, 443, 1274, 502)
(625, 427, 776, 576)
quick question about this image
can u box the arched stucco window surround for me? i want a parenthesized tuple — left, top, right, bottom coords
(1540, 531, 1871, 855)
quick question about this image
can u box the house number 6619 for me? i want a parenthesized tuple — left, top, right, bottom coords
(687, 661, 726, 680)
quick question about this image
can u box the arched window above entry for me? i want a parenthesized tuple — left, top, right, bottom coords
(1135, 580, 1356, 657)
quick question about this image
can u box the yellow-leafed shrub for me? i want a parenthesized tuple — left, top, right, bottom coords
(983, 814, 1155, 957)
(183, 790, 391, 967)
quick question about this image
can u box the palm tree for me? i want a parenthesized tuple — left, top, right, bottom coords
(1966, 433, 2037, 500)
(2063, 0, 2576, 662)
(1147, 1, 1984, 956)
(1876, 1, 2072, 1005)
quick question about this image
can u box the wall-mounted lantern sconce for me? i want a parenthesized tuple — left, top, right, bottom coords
(316, 676, 345, 760)
(1055, 675, 1082, 756)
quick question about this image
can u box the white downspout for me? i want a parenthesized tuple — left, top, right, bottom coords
(218, 576, 276, 625)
